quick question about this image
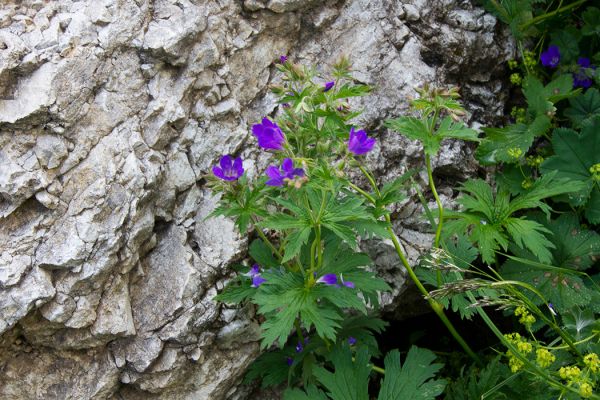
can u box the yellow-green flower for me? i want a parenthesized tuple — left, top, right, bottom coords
(579, 382, 594, 398)
(535, 348, 555, 368)
(584, 353, 600, 373)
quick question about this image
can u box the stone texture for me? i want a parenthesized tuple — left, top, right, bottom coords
(0, 0, 513, 398)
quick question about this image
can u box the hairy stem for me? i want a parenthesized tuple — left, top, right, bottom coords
(356, 164, 481, 365)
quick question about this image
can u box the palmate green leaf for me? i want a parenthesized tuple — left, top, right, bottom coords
(445, 356, 510, 400)
(377, 347, 446, 400)
(254, 271, 341, 348)
(564, 88, 600, 128)
(475, 115, 551, 165)
(540, 120, 600, 223)
(582, 7, 600, 36)
(385, 116, 442, 156)
(337, 315, 388, 357)
(249, 239, 280, 268)
(481, 0, 534, 38)
(245, 351, 293, 388)
(504, 217, 554, 264)
(313, 346, 371, 400)
(500, 249, 594, 313)
(550, 30, 580, 63)
(283, 227, 311, 262)
(435, 116, 480, 142)
(283, 386, 329, 400)
(446, 175, 581, 264)
(523, 75, 575, 116)
(260, 213, 311, 230)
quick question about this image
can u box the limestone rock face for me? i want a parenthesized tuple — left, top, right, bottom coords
(0, 0, 513, 398)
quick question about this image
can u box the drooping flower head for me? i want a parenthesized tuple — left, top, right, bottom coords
(573, 57, 596, 89)
(212, 155, 244, 181)
(265, 158, 305, 187)
(252, 118, 286, 150)
(347, 127, 376, 155)
(323, 81, 335, 92)
(540, 45, 560, 68)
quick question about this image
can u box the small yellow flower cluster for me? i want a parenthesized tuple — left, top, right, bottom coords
(559, 365, 582, 380)
(521, 179, 533, 190)
(590, 163, 600, 181)
(526, 155, 544, 167)
(510, 73, 522, 85)
(510, 106, 526, 123)
(584, 353, 600, 374)
(536, 348, 555, 368)
(504, 333, 533, 373)
(507, 147, 523, 160)
(508, 59, 519, 70)
(514, 306, 536, 327)
(523, 51, 537, 70)
(559, 360, 598, 399)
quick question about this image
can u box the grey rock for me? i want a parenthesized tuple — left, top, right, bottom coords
(0, 0, 513, 398)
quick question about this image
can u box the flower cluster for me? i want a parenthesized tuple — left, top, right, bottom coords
(504, 333, 533, 373)
(584, 353, 600, 373)
(514, 306, 536, 327)
(535, 348, 555, 368)
(590, 163, 600, 182)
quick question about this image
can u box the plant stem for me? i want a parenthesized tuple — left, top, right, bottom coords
(356, 163, 481, 365)
(253, 217, 283, 261)
(520, 0, 588, 30)
(425, 154, 444, 249)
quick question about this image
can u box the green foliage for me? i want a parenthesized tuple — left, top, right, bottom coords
(565, 89, 600, 128)
(445, 356, 510, 400)
(445, 175, 583, 264)
(540, 119, 600, 224)
(377, 347, 447, 400)
(500, 213, 600, 312)
(313, 346, 371, 400)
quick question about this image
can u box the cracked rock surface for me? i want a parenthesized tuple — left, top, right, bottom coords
(0, 0, 513, 398)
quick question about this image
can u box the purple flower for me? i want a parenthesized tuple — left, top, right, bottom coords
(295, 342, 303, 353)
(347, 127, 376, 155)
(212, 155, 244, 181)
(573, 57, 596, 89)
(281, 103, 290, 108)
(252, 118, 286, 150)
(251, 274, 266, 288)
(280, 55, 288, 64)
(265, 158, 304, 187)
(323, 81, 335, 92)
(317, 273, 338, 286)
(246, 264, 266, 287)
(348, 336, 357, 346)
(246, 264, 260, 277)
(540, 45, 560, 68)
(286, 357, 293, 366)
(316, 273, 354, 288)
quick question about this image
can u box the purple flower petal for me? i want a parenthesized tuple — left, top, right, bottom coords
(281, 158, 294, 174)
(280, 55, 288, 64)
(265, 165, 284, 186)
(246, 264, 260, 277)
(348, 127, 376, 155)
(286, 357, 293, 366)
(540, 45, 560, 68)
(252, 118, 286, 151)
(348, 337, 357, 346)
(213, 155, 244, 181)
(578, 57, 592, 68)
(251, 274, 266, 288)
(295, 342, 303, 353)
(324, 81, 335, 92)
(343, 280, 355, 289)
(317, 273, 338, 286)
